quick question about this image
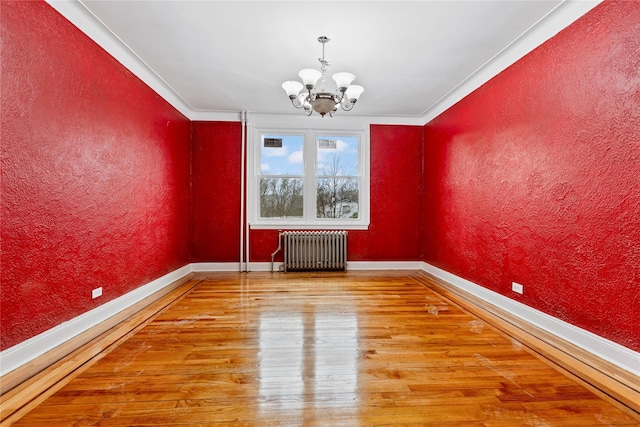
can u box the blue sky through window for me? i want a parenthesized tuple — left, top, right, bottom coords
(260, 134, 359, 176)
(261, 135, 303, 175)
(317, 135, 359, 176)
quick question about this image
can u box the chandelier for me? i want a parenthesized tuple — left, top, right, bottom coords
(282, 36, 364, 117)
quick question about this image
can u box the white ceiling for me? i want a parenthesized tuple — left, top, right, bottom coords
(51, 1, 600, 121)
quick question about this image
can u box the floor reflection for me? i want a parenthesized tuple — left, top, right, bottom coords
(258, 308, 359, 419)
(314, 312, 358, 408)
(258, 312, 305, 411)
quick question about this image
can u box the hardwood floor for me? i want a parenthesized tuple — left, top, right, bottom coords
(11, 272, 639, 426)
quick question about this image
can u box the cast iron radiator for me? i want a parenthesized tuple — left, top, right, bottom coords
(283, 230, 347, 272)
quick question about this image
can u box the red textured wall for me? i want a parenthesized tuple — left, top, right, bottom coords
(423, 1, 640, 350)
(350, 125, 423, 261)
(1, 1, 191, 350)
(190, 121, 242, 262)
(7, 0, 635, 357)
(250, 125, 424, 262)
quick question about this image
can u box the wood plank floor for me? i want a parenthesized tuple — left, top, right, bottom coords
(13, 272, 639, 426)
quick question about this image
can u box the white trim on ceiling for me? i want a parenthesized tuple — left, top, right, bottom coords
(46, 0, 601, 126)
(190, 111, 426, 126)
(420, 0, 602, 125)
(46, 0, 194, 119)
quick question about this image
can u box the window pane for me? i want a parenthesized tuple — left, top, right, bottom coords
(261, 135, 304, 176)
(260, 177, 304, 218)
(317, 135, 359, 176)
(316, 178, 359, 219)
(251, 127, 368, 227)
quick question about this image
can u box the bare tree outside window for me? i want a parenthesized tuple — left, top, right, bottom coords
(255, 132, 365, 224)
(259, 134, 304, 218)
(316, 152, 359, 219)
(260, 177, 304, 218)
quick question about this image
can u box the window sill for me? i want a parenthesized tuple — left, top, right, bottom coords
(249, 222, 370, 231)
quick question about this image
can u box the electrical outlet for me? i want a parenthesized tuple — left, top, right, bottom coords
(92, 287, 103, 299)
(512, 282, 523, 294)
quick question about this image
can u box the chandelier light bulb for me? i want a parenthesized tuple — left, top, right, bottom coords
(332, 72, 355, 91)
(298, 69, 322, 89)
(282, 80, 303, 98)
(345, 85, 364, 101)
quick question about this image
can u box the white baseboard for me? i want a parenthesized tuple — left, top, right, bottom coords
(4, 261, 636, 379)
(190, 262, 241, 272)
(348, 261, 424, 270)
(246, 261, 423, 272)
(421, 262, 640, 376)
(248, 262, 280, 272)
(0, 264, 192, 376)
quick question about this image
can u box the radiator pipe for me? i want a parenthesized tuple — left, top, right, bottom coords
(239, 110, 246, 272)
(244, 112, 251, 272)
(270, 230, 283, 273)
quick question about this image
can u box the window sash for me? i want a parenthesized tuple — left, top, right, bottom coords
(259, 177, 304, 219)
(316, 177, 360, 219)
(249, 125, 369, 230)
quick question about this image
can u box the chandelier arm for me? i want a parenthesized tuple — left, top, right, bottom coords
(341, 98, 355, 111)
(290, 97, 304, 109)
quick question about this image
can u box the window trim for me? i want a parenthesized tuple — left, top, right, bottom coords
(248, 123, 370, 230)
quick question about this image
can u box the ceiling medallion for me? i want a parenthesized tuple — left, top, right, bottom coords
(282, 36, 364, 117)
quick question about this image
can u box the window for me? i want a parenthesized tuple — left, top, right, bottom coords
(316, 134, 360, 219)
(259, 134, 304, 219)
(249, 124, 369, 230)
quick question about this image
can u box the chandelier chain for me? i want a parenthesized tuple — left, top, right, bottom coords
(319, 37, 329, 92)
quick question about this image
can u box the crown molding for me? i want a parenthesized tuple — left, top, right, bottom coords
(420, 0, 602, 125)
(46, 1, 423, 126)
(192, 111, 426, 126)
(47, 0, 601, 126)
(46, 0, 193, 119)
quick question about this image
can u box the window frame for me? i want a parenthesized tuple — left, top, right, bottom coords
(248, 121, 370, 230)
